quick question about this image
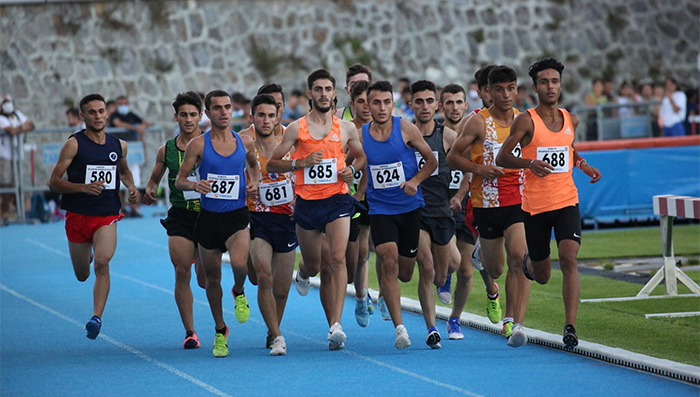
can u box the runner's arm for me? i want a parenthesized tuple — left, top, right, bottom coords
(117, 140, 140, 204)
(402, 120, 436, 196)
(143, 145, 166, 205)
(446, 115, 504, 180)
(242, 135, 260, 196)
(570, 114, 601, 183)
(497, 112, 553, 178)
(175, 136, 210, 194)
(48, 137, 104, 195)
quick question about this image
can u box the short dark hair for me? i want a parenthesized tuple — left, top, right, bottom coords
(367, 80, 393, 98)
(346, 64, 373, 85)
(204, 90, 231, 111)
(116, 95, 127, 101)
(291, 89, 303, 97)
(350, 80, 370, 101)
(528, 58, 565, 85)
(79, 94, 106, 113)
(251, 94, 279, 115)
(488, 65, 517, 86)
(410, 80, 436, 96)
(440, 83, 465, 103)
(172, 91, 203, 113)
(257, 83, 285, 104)
(230, 92, 246, 105)
(66, 107, 79, 118)
(474, 65, 497, 89)
(307, 69, 336, 90)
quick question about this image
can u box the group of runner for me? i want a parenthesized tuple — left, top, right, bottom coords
(49, 57, 601, 357)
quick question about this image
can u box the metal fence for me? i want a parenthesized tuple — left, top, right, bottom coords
(570, 100, 661, 141)
(1, 125, 167, 223)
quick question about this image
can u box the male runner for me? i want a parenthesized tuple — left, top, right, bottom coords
(409, 80, 459, 349)
(496, 58, 601, 348)
(337, 64, 373, 121)
(175, 90, 259, 358)
(48, 94, 140, 340)
(363, 80, 437, 349)
(446, 66, 531, 347)
(143, 91, 206, 349)
(267, 69, 366, 350)
(246, 94, 297, 356)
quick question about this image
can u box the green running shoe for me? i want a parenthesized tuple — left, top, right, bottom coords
(502, 320, 513, 338)
(213, 326, 229, 357)
(486, 296, 502, 324)
(233, 289, 250, 323)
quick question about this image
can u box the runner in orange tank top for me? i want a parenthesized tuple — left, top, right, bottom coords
(267, 69, 366, 351)
(446, 65, 532, 348)
(497, 58, 601, 349)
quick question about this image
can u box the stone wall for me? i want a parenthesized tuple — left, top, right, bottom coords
(1, 0, 698, 127)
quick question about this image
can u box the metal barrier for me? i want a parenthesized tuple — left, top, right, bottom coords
(571, 100, 660, 141)
(3, 125, 167, 223)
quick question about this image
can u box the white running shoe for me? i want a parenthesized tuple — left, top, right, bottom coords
(507, 323, 528, 348)
(395, 325, 411, 349)
(294, 271, 310, 296)
(328, 322, 346, 350)
(270, 335, 287, 356)
(471, 239, 483, 271)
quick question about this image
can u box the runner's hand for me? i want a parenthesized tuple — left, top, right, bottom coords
(401, 179, 420, 196)
(143, 187, 157, 205)
(582, 163, 602, 183)
(303, 150, 323, 167)
(128, 187, 141, 204)
(339, 166, 353, 184)
(246, 180, 258, 196)
(84, 181, 105, 196)
(479, 165, 505, 180)
(529, 160, 554, 178)
(194, 180, 213, 195)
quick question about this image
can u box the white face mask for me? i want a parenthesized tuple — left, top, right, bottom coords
(2, 102, 13, 114)
(117, 104, 129, 115)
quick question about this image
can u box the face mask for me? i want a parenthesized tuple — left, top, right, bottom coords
(468, 90, 479, 99)
(2, 102, 13, 114)
(117, 104, 129, 115)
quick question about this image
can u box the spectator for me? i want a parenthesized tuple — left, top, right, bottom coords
(616, 81, 640, 118)
(639, 79, 661, 137)
(685, 88, 699, 135)
(105, 100, 117, 121)
(584, 78, 607, 140)
(659, 77, 687, 136)
(466, 80, 482, 113)
(230, 92, 250, 130)
(395, 86, 415, 122)
(603, 78, 615, 102)
(197, 92, 211, 131)
(515, 84, 536, 111)
(0, 94, 35, 223)
(394, 76, 410, 104)
(281, 89, 306, 125)
(65, 107, 84, 131)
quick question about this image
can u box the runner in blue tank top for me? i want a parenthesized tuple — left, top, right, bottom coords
(175, 90, 260, 358)
(49, 94, 140, 340)
(362, 81, 436, 350)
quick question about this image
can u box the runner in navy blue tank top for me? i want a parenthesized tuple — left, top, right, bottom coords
(49, 94, 140, 340)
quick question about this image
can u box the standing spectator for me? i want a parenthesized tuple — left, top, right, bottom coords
(66, 107, 85, 131)
(281, 89, 306, 125)
(0, 94, 35, 223)
(108, 95, 149, 217)
(230, 92, 250, 131)
(584, 78, 607, 140)
(466, 80, 482, 113)
(515, 84, 536, 111)
(639, 79, 661, 137)
(659, 77, 687, 136)
(105, 100, 117, 121)
(603, 78, 615, 102)
(616, 81, 640, 118)
(685, 89, 699, 135)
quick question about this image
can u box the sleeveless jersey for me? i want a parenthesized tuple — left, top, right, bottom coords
(470, 108, 523, 208)
(247, 137, 295, 214)
(291, 116, 348, 200)
(165, 136, 200, 212)
(522, 108, 578, 215)
(341, 106, 353, 121)
(414, 122, 452, 218)
(363, 116, 424, 215)
(61, 130, 122, 216)
(198, 131, 247, 213)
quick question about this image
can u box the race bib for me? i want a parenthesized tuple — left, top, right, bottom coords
(85, 165, 117, 190)
(352, 169, 363, 185)
(537, 146, 569, 173)
(449, 170, 463, 190)
(183, 174, 199, 200)
(259, 179, 293, 207)
(370, 161, 406, 189)
(205, 173, 240, 200)
(303, 158, 338, 184)
(415, 151, 439, 176)
(492, 143, 522, 166)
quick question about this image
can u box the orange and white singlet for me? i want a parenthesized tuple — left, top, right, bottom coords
(291, 116, 348, 200)
(521, 108, 578, 215)
(470, 108, 523, 208)
(247, 136, 295, 214)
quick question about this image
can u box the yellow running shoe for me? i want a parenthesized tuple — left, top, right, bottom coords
(502, 320, 513, 338)
(486, 296, 502, 324)
(213, 326, 229, 357)
(234, 290, 250, 323)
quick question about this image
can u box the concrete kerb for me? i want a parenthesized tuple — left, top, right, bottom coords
(301, 272, 700, 386)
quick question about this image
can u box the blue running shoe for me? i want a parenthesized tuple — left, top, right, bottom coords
(436, 273, 452, 304)
(366, 290, 374, 315)
(426, 326, 441, 349)
(354, 297, 370, 327)
(377, 296, 391, 321)
(447, 317, 464, 340)
(86, 315, 101, 340)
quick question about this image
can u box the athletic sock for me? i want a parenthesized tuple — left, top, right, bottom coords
(216, 326, 227, 335)
(487, 292, 499, 300)
(232, 287, 244, 297)
(503, 317, 514, 324)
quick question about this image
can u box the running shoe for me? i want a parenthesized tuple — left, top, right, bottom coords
(266, 331, 274, 349)
(471, 239, 483, 271)
(563, 324, 578, 348)
(446, 317, 464, 340)
(426, 326, 442, 349)
(366, 290, 375, 315)
(233, 288, 250, 323)
(270, 335, 287, 356)
(183, 330, 200, 349)
(436, 273, 452, 304)
(486, 283, 502, 324)
(395, 325, 411, 349)
(85, 315, 101, 340)
(354, 297, 370, 327)
(294, 271, 310, 296)
(508, 323, 528, 348)
(213, 326, 229, 357)
(377, 296, 391, 321)
(328, 322, 346, 351)
(502, 320, 513, 338)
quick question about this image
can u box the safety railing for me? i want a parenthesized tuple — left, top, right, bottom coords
(570, 100, 661, 142)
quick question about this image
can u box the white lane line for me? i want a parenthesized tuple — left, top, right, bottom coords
(0, 283, 231, 397)
(26, 238, 69, 257)
(122, 234, 169, 250)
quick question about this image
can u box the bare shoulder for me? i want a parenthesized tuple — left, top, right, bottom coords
(569, 111, 580, 128)
(239, 126, 254, 140)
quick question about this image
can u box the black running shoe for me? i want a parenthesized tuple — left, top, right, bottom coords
(563, 324, 578, 348)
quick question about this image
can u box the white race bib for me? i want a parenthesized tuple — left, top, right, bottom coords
(537, 146, 569, 173)
(85, 165, 117, 190)
(370, 161, 406, 189)
(449, 170, 463, 190)
(415, 151, 439, 176)
(183, 174, 199, 200)
(352, 169, 363, 185)
(303, 158, 338, 184)
(259, 179, 293, 207)
(492, 143, 522, 166)
(205, 173, 240, 200)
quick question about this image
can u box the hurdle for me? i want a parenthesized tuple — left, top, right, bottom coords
(581, 195, 700, 310)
